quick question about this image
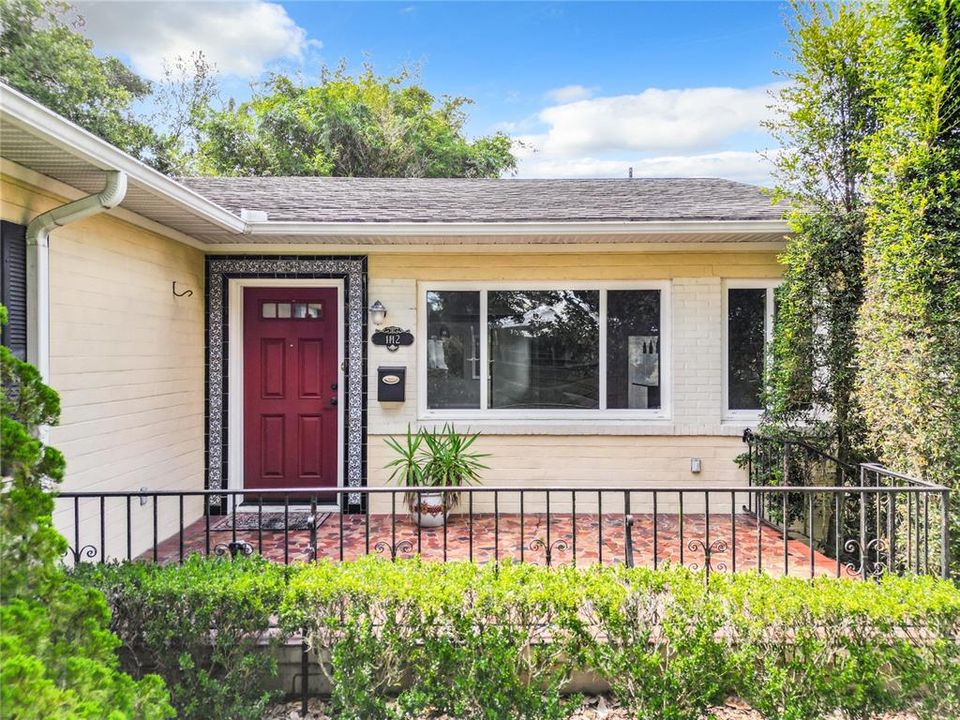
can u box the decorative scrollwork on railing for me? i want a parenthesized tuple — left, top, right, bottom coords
(529, 537, 569, 567)
(686, 539, 728, 580)
(63, 544, 98, 564)
(374, 539, 413, 561)
(213, 540, 254, 559)
(843, 537, 889, 579)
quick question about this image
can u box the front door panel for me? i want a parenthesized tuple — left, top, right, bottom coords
(243, 287, 339, 496)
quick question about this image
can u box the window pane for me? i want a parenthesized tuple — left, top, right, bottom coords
(607, 290, 661, 410)
(261, 302, 277, 319)
(488, 290, 599, 409)
(728, 288, 767, 410)
(277, 303, 291, 318)
(426, 290, 481, 409)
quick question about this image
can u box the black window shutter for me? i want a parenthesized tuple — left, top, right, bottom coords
(1, 221, 28, 360)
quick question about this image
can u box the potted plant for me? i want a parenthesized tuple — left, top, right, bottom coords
(384, 424, 487, 527)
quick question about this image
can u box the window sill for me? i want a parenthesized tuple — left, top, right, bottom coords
(412, 418, 676, 436)
(721, 413, 763, 429)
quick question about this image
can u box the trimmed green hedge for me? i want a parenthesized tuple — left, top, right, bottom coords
(78, 557, 960, 720)
(77, 557, 291, 720)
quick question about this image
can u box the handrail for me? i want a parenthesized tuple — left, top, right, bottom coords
(742, 428, 861, 478)
(860, 463, 945, 489)
(742, 430, 948, 491)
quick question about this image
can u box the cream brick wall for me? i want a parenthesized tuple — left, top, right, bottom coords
(2, 166, 784, 537)
(364, 250, 782, 513)
(2, 175, 205, 560)
(672, 277, 724, 434)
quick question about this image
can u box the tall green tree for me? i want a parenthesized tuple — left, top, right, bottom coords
(197, 66, 516, 177)
(1, 1, 516, 178)
(761, 0, 881, 465)
(0, 0, 175, 167)
(857, 0, 960, 565)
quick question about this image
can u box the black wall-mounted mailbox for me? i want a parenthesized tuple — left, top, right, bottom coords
(377, 366, 406, 402)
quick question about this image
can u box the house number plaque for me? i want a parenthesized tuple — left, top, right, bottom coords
(372, 326, 414, 352)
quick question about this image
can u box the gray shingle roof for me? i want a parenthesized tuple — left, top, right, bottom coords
(179, 177, 783, 224)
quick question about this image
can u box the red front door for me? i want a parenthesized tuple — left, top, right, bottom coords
(243, 287, 339, 496)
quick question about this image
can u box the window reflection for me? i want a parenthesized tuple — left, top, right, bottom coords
(426, 291, 481, 409)
(260, 301, 323, 320)
(607, 290, 661, 409)
(488, 290, 600, 409)
(728, 288, 767, 410)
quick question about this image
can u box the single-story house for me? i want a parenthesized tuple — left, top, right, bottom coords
(0, 83, 788, 560)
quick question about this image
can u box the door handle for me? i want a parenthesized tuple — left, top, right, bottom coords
(329, 397, 338, 407)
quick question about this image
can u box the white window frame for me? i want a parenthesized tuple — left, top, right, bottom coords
(722, 279, 781, 422)
(417, 281, 672, 421)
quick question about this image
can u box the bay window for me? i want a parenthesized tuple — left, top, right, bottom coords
(421, 284, 669, 417)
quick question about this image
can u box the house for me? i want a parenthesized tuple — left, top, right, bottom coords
(0, 83, 788, 560)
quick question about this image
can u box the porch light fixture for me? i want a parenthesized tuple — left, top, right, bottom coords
(369, 300, 387, 326)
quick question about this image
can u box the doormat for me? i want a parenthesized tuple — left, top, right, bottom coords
(211, 512, 330, 532)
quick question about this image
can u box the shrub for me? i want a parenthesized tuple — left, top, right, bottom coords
(281, 558, 585, 720)
(74, 555, 960, 720)
(719, 572, 960, 720)
(582, 566, 731, 720)
(77, 555, 290, 720)
(1, 305, 172, 719)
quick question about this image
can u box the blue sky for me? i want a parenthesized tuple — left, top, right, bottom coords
(75, 1, 792, 184)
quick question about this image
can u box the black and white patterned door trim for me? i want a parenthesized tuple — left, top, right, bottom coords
(204, 255, 367, 510)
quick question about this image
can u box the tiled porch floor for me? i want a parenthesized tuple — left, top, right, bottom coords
(149, 512, 841, 577)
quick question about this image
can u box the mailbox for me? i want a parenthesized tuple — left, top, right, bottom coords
(377, 366, 406, 402)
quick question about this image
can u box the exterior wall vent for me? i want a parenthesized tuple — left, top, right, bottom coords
(240, 209, 269, 222)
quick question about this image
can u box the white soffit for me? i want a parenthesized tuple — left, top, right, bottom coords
(1, 82, 788, 248)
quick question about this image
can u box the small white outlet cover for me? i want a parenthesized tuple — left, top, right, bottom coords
(690, 458, 702, 474)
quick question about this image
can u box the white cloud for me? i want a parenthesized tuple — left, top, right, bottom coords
(532, 84, 777, 156)
(74, 1, 318, 81)
(544, 84, 593, 103)
(500, 84, 781, 184)
(516, 151, 777, 187)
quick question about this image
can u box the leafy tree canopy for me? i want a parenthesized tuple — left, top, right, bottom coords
(0, 0, 174, 168)
(761, 0, 881, 464)
(764, 0, 960, 571)
(197, 66, 516, 178)
(0, 0, 517, 177)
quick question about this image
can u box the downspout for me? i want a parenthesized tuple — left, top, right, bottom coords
(26, 171, 127, 382)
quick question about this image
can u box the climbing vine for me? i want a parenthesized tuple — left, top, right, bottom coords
(762, 0, 880, 466)
(764, 0, 960, 572)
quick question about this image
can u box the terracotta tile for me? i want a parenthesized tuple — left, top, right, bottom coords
(147, 511, 845, 577)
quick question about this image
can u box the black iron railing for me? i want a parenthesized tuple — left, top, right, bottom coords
(51, 439, 951, 718)
(54, 471, 949, 581)
(743, 429, 950, 578)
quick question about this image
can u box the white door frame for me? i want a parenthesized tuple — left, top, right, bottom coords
(227, 278, 345, 510)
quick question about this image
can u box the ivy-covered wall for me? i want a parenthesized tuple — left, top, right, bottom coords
(857, 0, 960, 561)
(764, 0, 959, 570)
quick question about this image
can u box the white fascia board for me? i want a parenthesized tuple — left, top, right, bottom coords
(244, 219, 789, 237)
(0, 83, 244, 234)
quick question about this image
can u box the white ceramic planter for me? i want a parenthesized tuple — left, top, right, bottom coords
(410, 491, 448, 527)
